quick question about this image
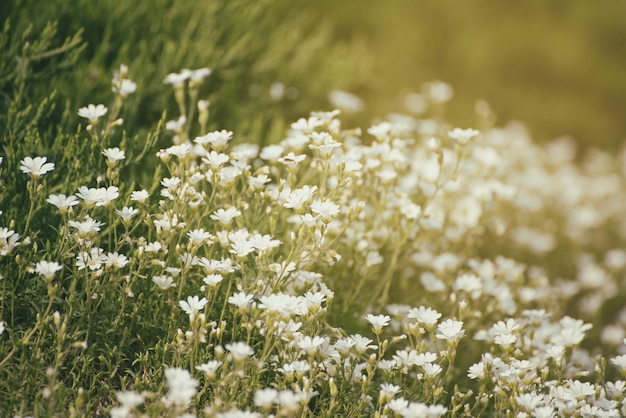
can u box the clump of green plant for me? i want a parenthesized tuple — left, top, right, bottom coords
(3, 64, 626, 417)
(1, 0, 369, 233)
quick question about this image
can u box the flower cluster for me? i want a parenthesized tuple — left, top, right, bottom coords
(3, 68, 626, 417)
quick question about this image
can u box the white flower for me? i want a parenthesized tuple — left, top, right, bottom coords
(308, 133, 341, 158)
(195, 360, 222, 378)
(249, 234, 280, 253)
(116, 391, 144, 409)
(230, 238, 255, 258)
(367, 122, 392, 140)
(365, 314, 391, 334)
(612, 354, 626, 371)
(75, 186, 119, 207)
(210, 207, 241, 226)
(197, 99, 210, 111)
(467, 362, 485, 379)
(494, 333, 517, 348)
(0, 228, 20, 256)
(387, 398, 409, 413)
(130, 190, 149, 203)
(259, 144, 285, 161)
(379, 383, 401, 402)
(166, 143, 191, 159)
(78, 104, 108, 123)
(216, 409, 262, 418)
(248, 174, 271, 190)
(448, 127, 479, 146)
(436, 319, 465, 343)
(491, 318, 520, 336)
(163, 367, 198, 409)
(69, 216, 105, 236)
(392, 349, 420, 371)
(186, 67, 211, 83)
(102, 147, 126, 165)
(20, 156, 55, 178)
(350, 334, 376, 353)
(163, 70, 190, 87)
(75, 247, 106, 271)
(152, 275, 176, 289)
(290, 116, 323, 133)
(179, 295, 207, 317)
(225, 341, 254, 361)
(422, 362, 443, 377)
(407, 306, 441, 328)
(103, 252, 128, 269)
(310, 199, 340, 221)
(47, 194, 79, 213)
(400, 203, 422, 220)
(0, 321, 4, 335)
(202, 274, 223, 287)
(187, 228, 214, 245)
(296, 335, 328, 356)
(113, 79, 137, 97)
(254, 388, 278, 408)
(202, 151, 230, 169)
(328, 90, 364, 113)
(277, 152, 306, 170)
(165, 115, 186, 132)
(453, 273, 482, 298)
(195, 130, 233, 150)
(115, 207, 139, 223)
(284, 186, 317, 211)
(35, 260, 62, 281)
(425, 80, 453, 103)
(228, 292, 254, 309)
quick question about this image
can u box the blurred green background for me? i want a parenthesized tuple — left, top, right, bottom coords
(2, 0, 626, 152)
(319, 0, 626, 151)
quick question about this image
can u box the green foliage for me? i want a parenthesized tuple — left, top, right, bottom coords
(2, 0, 368, 140)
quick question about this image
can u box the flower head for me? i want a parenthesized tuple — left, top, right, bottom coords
(179, 295, 208, 318)
(78, 104, 108, 124)
(225, 341, 254, 361)
(102, 147, 126, 165)
(436, 319, 465, 343)
(47, 194, 79, 214)
(20, 157, 55, 179)
(35, 260, 62, 281)
(448, 127, 479, 146)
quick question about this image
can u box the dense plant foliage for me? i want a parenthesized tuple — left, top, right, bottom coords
(3, 2, 626, 417)
(2, 62, 626, 416)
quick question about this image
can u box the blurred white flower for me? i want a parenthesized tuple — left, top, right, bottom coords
(225, 341, 254, 361)
(130, 189, 149, 203)
(195, 360, 222, 378)
(448, 127, 480, 146)
(78, 104, 108, 123)
(162, 367, 197, 409)
(328, 90, 364, 113)
(35, 260, 62, 281)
